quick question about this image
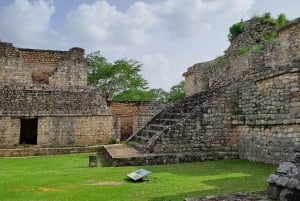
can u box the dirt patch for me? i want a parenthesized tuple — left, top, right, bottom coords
(39, 187, 60, 192)
(87, 180, 123, 186)
(185, 191, 268, 201)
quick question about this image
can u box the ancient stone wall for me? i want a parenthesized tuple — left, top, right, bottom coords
(0, 42, 87, 87)
(238, 67, 300, 164)
(0, 42, 115, 150)
(0, 43, 32, 85)
(108, 101, 153, 140)
(0, 115, 115, 147)
(264, 18, 300, 68)
(38, 116, 114, 146)
(0, 86, 109, 116)
(133, 102, 162, 133)
(181, 17, 300, 164)
(151, 85, 240, 153)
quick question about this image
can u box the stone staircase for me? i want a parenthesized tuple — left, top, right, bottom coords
(127, 90, 213, 153)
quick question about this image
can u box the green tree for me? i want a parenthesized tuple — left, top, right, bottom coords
(276, 13, 287, 27)
(86, 51, 148, 100)
(112, 89, 157, 101)
(166, 81, 185, 103)
(228, 20, 244, 42)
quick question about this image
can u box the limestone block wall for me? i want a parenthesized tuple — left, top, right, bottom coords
(238, 67, 300, 164)
(108, 101, 152, 140)
(0, 86, 109, 116)
(0, 43, 32, 85)
(0, 86, 116, 147)
(180, 17, 300, 164)
(0, 115, 115, 147)
(38, 116, 115, 146)
(184, 52, 262, 96)
(133, 102, 162, 133)
(19, 47, 86, 86)
(0, 42, 87, 87)
(48, 60, 87, 87)
(264, 18, 300, 68)
(0, 117, 20, 146)
(152, 87, 239, 153)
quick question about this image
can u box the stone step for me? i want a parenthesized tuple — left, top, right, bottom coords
(128, 141, 149, 153)
(144, 129, 162, 138)
(147, 124, 168, 130)
(160, 113, 187, 119)
(134, 135, 150, 143)
(157, 118, 181, 124)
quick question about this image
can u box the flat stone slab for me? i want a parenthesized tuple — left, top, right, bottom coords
(102, 144, 238, 167)
(103, 144, 145, 159)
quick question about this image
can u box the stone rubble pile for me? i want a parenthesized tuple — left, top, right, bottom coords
(267, 146, 300, 201)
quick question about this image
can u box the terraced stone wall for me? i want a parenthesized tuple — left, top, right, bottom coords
(0, 42, 116, 149)
(238, 67, 300, 164)
(0, 42, 87, 87)
(182, 18, 300, 164)
(0, 86, 116, 147)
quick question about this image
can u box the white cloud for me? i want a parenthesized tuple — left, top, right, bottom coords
(140, 53, 172, 89)
(66, 0, 254, 50)
(0, 0, 60, 49)
(147, 0, 255, 39)
(66, 1, 158, 52)
(64, 0, 255, 90)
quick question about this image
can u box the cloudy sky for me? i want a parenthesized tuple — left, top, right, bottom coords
(0, 0, 299, 90)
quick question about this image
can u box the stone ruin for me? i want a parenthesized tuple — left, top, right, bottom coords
(0, 42, 117, 153)
(267, 146, 300, 201)
(125, 16, 300, 165)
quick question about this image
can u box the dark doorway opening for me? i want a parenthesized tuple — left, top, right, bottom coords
(20, 118, 38, 145)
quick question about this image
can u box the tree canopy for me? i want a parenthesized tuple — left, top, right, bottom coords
(166, 81, 185, 103)
(86, 51, 149, 100)
(86, 51, 185, 103)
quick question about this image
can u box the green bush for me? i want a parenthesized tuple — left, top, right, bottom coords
(108, 138, 116, 144)
(237, 46, 249, 56)
(228, 21, 244, 42)
(276, 13, 287, 27)
(215, 55, 226, 63)
(263, 31, 277, 43)
(253, 44, 263, 52)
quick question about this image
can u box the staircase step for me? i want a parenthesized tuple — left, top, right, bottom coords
(159, 118, 181, 123)
(135, 136, 150, 143)
(128, 141, 149, 153)
(147, 124, 168, 130)
(144, 129, 161, 138)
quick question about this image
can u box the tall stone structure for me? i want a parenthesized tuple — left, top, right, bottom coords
(0, 42, 116, 148)
(127, 16, 300, 165)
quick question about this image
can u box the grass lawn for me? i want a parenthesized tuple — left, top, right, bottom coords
(0, 153, 275, 201)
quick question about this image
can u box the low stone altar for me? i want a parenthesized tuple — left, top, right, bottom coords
(267, 146, 300, 201)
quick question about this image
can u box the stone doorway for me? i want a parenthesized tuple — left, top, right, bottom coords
(20, 118, 38, 145)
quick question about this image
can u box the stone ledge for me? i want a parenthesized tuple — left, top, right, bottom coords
(101, 144, 238, 167)
(0, 145, 104, 157)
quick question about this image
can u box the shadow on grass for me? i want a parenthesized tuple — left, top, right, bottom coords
(148, 176, 266, 201)
(142, 159, 275, 177)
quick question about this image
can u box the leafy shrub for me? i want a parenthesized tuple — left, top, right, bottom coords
(276, 13, 287, 27)
(263, 31, 277, 43)
(253, 44, 263, 52)
(228, 21, 244, 42)
(237, 46, 249, 56)
(108, 138, 116, 144)
(215, 55, 226, 63)
(263, 12, 273, 23)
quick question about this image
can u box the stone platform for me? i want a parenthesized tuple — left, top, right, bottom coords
(101, 144, 238, 167)
(0, 145, 103, 157)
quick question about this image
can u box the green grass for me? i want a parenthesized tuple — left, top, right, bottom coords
(0, 153, 275, 201)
